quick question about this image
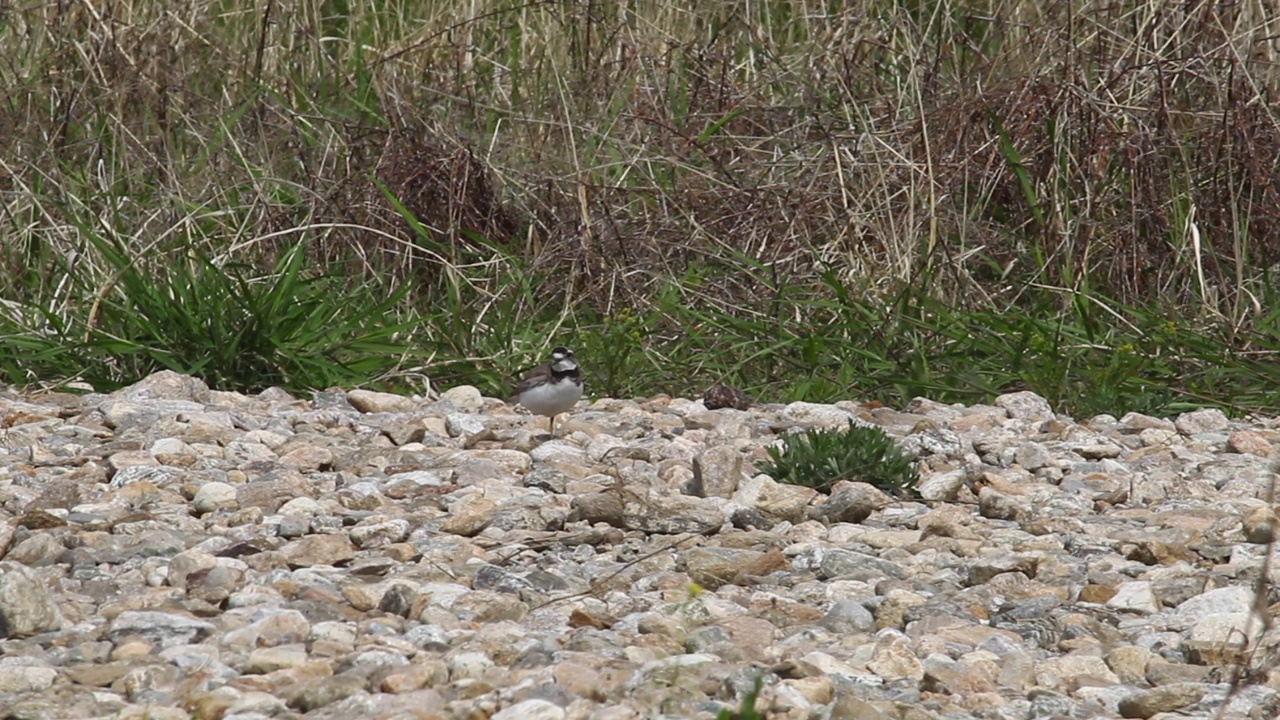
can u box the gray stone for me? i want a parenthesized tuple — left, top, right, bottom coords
(1174, 408, 1230, 435)
(817, 549, 907, 582)
(918, 468, 966, 501)
(693, 445, 745, 499)
(0, 665, 59, 693)
(978, 486, 1028, 520)
(192, 481, 239, 513)
(821, 599, 875, 633)
(118, 370, 212, 403)
(4, 533, 65, 566)
(492, 699, 566, 720)
(1118, 683, 1207, 718)
(0, 562, 64, 637)
(811, 481, 891, 524)
(735, 474, 816, 524)
(621, 495, 724, 534)
(995, 391, 1055, 421)
(779, 402, 857, 428)
(445, 413, 488, 437)
(439, 385, 485, 413)
(287, 674, 366, 712)
(107, 611, 215, 648)
(1015, 442, 1055, 470)
(349, 519, 410, 548)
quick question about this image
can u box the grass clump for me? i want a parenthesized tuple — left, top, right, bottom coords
(757, 420, 920, 496)
(0, 238, 424, 394)
(79, 239, 419, 393)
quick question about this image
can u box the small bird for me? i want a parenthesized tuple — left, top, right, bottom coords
(513, 346, 583, 436)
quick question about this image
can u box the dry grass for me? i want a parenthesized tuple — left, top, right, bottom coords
(2, 0, 1280, 409)
(6, 1, 1279, 295)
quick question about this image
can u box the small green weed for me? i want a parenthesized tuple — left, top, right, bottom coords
(758, 420, 919, 496)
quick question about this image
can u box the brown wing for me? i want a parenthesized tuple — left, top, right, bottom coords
(512, 363, 552, 397)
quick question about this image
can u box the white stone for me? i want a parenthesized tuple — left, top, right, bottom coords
(192, 481, 238, 513)
(278, 497, 322, 516)
(1106, 581, 1160, 614)
(0, 666, 57, 693)
(492, 699, 565, 720)
(780, 401, 856, 428)
(440, 385, 485, 413)
(1175, 407, 1230, 435)
(448, 651, 494, 680)
(1174, 586, 1255, 622)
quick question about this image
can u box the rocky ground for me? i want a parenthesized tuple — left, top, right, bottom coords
(1, 371, 1279, 720)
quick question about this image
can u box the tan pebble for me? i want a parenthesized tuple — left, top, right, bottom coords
(109, 638, 154, 661)
(1228, 429, 1273, 457)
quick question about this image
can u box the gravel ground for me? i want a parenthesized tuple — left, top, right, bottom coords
(1, 370, 1278, 720)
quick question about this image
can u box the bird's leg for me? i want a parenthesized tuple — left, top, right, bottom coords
(549, 414, 557, 437)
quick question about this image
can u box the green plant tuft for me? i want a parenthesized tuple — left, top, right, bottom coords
(0, 238, 425, 394)
(757, 420, 919, 496)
